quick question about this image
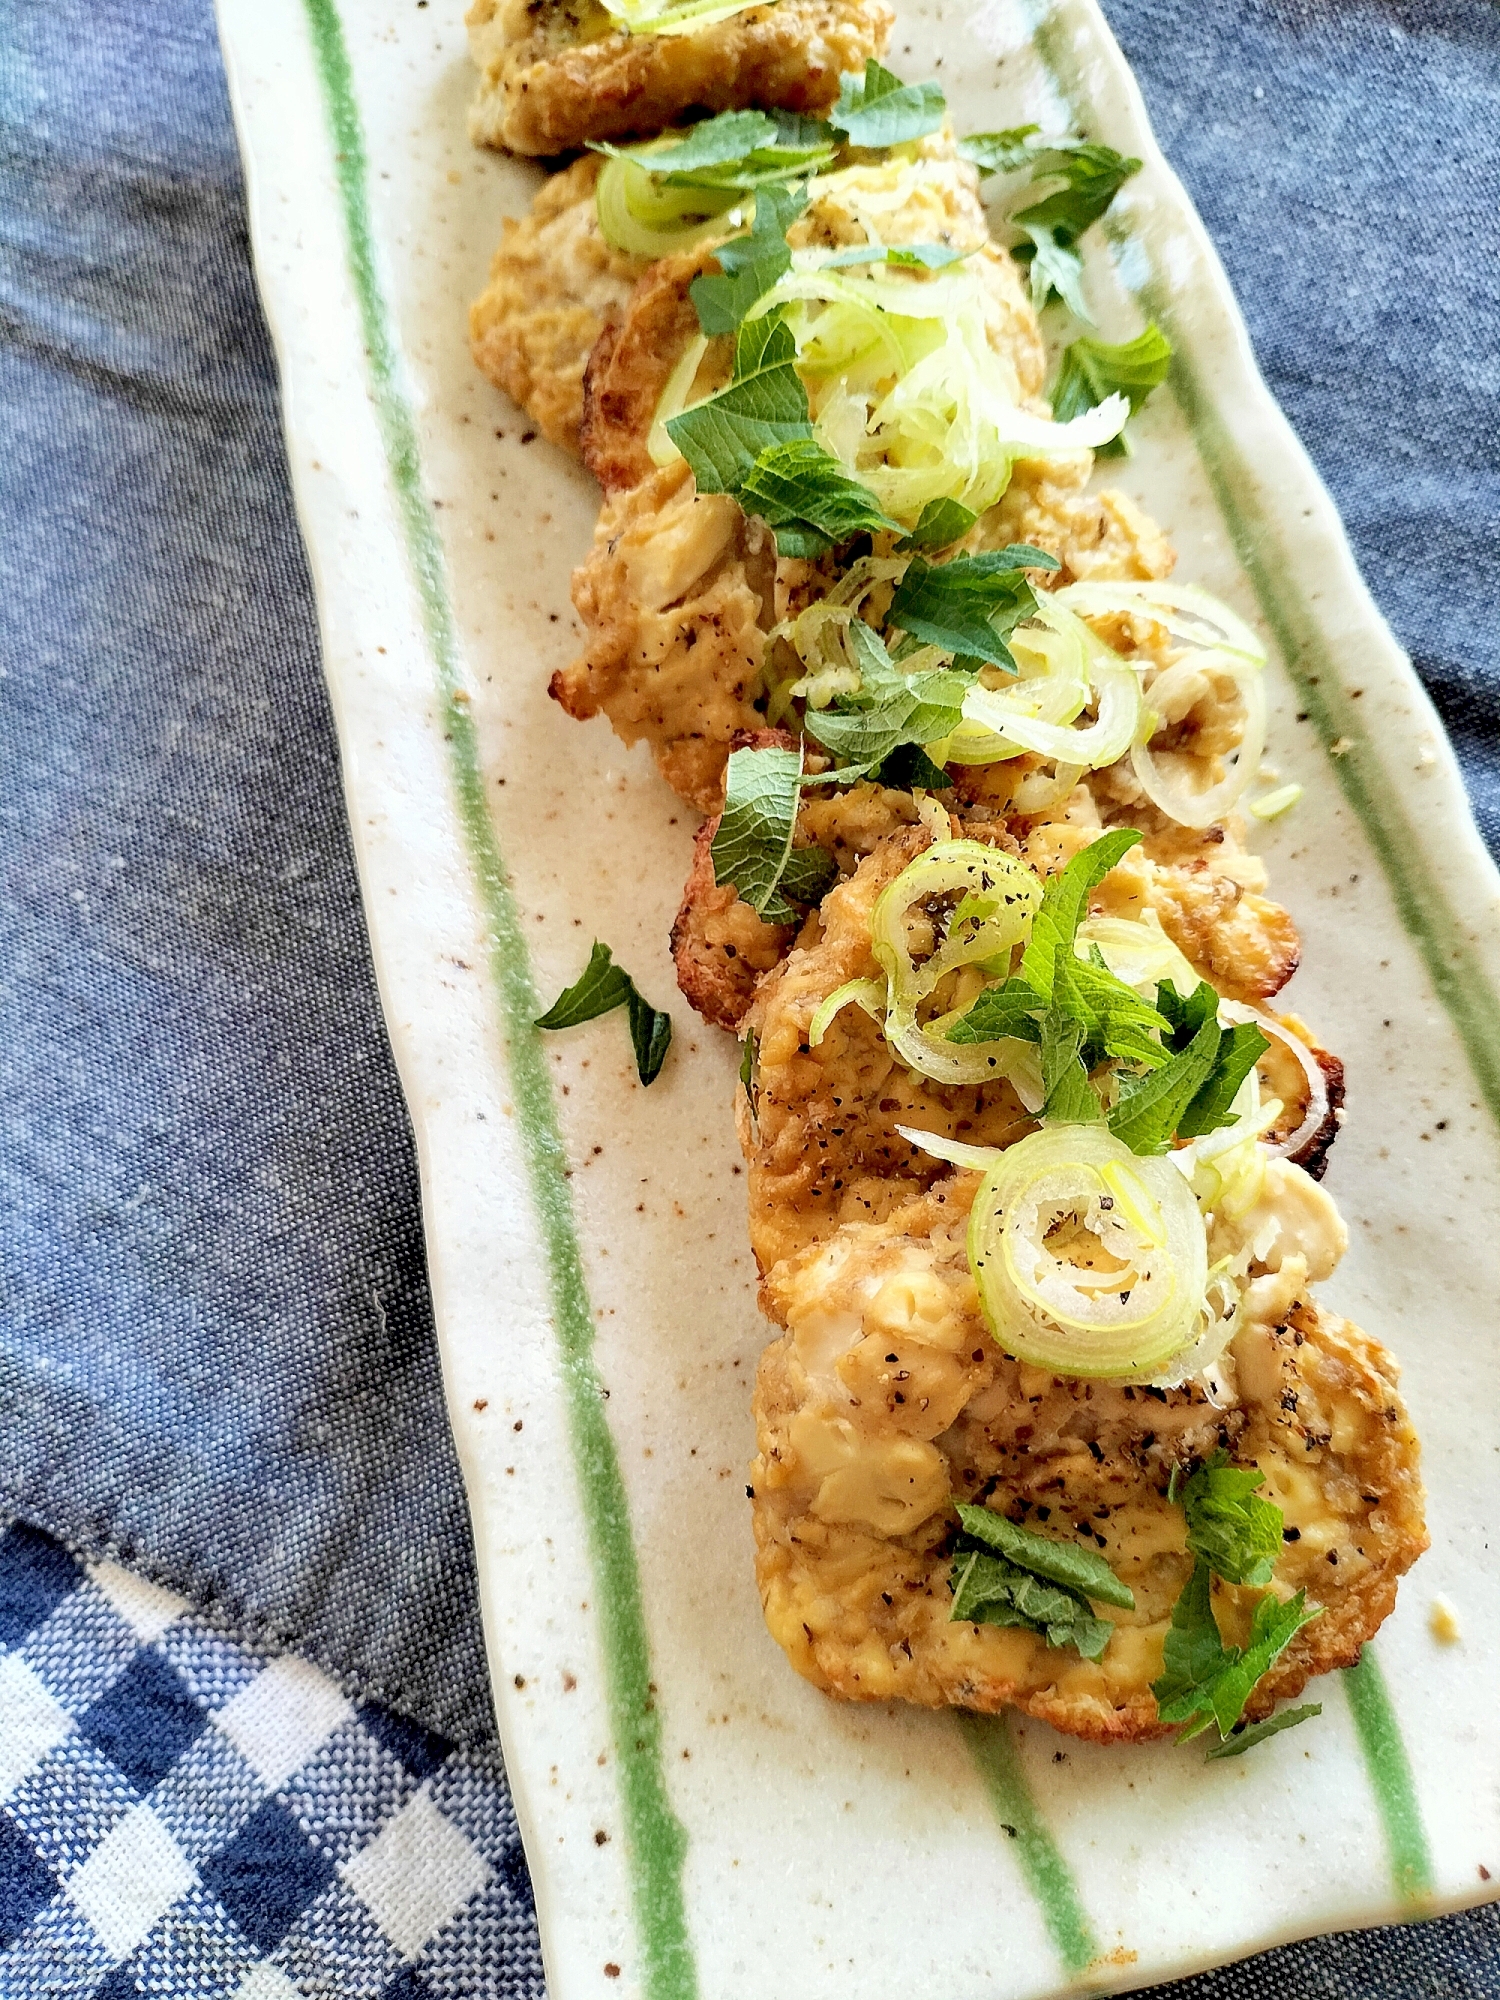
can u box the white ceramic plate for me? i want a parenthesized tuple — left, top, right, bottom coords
(216, 1, 1500, 1993)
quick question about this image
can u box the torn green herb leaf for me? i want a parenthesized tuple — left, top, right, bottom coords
(1152, 1555, 1320, 1743)
(711, 743, 836, 922)
(886, 545, 1058, 671)
(737, 436, 901, 556)
(954, 1502, 1135, 1610)
(1179, 1452, 1285, 1589)
(666, 308, 812, 486)
(803, 619, 972, 779)
(535, 942, 673, 1086)
(1107, 991, 1268, 1154)
(1052, 322, 1172, 457)
(1007, 141, 1141, 318)
(688, 183, 809, 334)
(872, 741, 952, 790)
(830, 59, 946, 149)
(957, 124, 1043, 177)
(949, 1502, 1131, 1660)
(1203, 1702, 1321, 1761)
(594, 108, 835, 190)
(895, 497, 979, 551)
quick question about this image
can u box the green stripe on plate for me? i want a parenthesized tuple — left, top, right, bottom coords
(958, 1714, 1099, 1976)
(1155, 334, 1500, 1128)
(1343, 1649, 1434, 1906)
(1030, 0, 1441, 1907)
(298, 5, 697, 1993)
(1036, 0, 1500, 1129)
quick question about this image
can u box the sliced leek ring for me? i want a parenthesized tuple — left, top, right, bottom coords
(968, 1124, 1208, 1378)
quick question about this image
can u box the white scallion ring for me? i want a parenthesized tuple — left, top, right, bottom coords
(869, 840, 1042, 1087)
(967, 1125, 1209, 1378)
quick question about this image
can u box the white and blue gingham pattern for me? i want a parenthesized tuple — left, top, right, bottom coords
(0, 1521, 543, 1997)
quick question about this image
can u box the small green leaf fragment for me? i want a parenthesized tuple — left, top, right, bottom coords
(666, 309, 812, 490)
(737, 436, 901, 553)
(777, 843, 838, 908)
(595, 108, 836, 190)
(873, 742, 952, 791)
(1204, 1702, 1322, 1761)
(688, 183, 809, 334)
(945, 977, 1043, 1046)
(536, 942, 672, 1086)
(803, 619, 972, 779)
(626, 989, 673, 1086)
(954, 1503, 1135, 1609)
(949, 1508, 1126, 1661)
(1051, 322, 1172, 456)
(1022, 829, 1143, 998)
(1011, 143, 1142, 244)
(1040, 1011, 1104, 1123)
(1177, 1020, 1270, 1140)
(1180, 1452, 1286, 1589)
(830, 59, 946, 148)
(1006, 141, 1141, 316)
(1107, 1011, 1222, 1154)
(535, 941, 634, 1029)
(958, 124, 1042, 176)
(895, 497, 979, 551)
(739, 1027, 759, 1108)
(712, 744, 835, 921)
(1152, 1554, 1321, 1744)
(1152, 1558, 1235, 1725)
(886, 546, 1057, 670)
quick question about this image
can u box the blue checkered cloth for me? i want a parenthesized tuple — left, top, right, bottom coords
(1, 0, 1498, 1993)
(0, 1521, 540, 1997)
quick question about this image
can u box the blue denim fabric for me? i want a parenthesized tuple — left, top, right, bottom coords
(1124, 6, 1500, 1987)
(0, 0, 489, 1745)
(0, 0, 1497, 1990)
(1100, 0, 1500, 858)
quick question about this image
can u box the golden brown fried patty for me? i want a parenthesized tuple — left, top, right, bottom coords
(735, 809, 1303, 1274)
(579, 145, 1042, 492)
(470, 157, 647, 456)
(466, 0, 894, 157)
(555, 148, 1156, 807)
(674, 766, 1301, 1038)
(564, 232, 1188, 809)
(750, 1178, 1427, 1741)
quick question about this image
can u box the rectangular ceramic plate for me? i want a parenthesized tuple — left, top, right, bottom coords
(216, 2, 1500, 1993)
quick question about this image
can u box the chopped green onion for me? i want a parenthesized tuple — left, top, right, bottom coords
(594, 154, 741, 259)
(967, 1124, 1209, 1378)
(1250, 782, 1303, 821)
(599, 0, 765, 37)
(808, 977, 887, 1047)
(868, 840, 1043, 1087)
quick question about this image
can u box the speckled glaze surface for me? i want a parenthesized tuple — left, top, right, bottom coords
(216, 0, 1500, 1993)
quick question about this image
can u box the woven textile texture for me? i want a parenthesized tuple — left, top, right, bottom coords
(0, 0, 490, 1744)
(0, 1519, 541, 1998)
(0, 0, 1497, 1992)
(1099, 0, 1500, 856)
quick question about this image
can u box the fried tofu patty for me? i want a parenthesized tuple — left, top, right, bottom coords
(470, 156, 648, 456)
(557, 147, 1173, 809)
(466, 0, 893, 157)
(675, 761, 1300, 1038)
(750, 1174, 1427, 1740)
(578, 143, 1045, 493)
(697, 796, 1299, 1272)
